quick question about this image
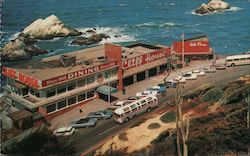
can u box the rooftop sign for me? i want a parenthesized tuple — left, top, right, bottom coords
(122, 50, 166, 70)
(2, 67, 40, 89)
(173, 41, 210, 53)
(42, 61, 117, 87)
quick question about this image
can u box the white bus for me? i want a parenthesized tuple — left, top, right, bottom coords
(226, 54, 250, 67)
(113, 95, 158, 124)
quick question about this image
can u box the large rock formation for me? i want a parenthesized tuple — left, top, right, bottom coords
(22, 15, 82, 40)
(0, 34, 48, 61)
(0, 15, 83, 61)
(195, 0, 230, 14)
(71, 33, 110, 46)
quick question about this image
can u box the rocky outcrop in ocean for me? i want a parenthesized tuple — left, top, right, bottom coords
(195, 0, 230, 14)
(0, 34, 48, 61)
(0, 15, 82, 61)
(22, 15, 82, 40)
(71, 33, 110, 46)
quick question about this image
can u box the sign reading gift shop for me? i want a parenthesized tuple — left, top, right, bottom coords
(173, 41, 209, 53)
(122, 50, 166, 70)
(42, 61, 117, 87)
(2, 67, 40, 89)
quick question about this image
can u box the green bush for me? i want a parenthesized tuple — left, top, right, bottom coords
(151, 131, 170, 144)
(147, 123, 161, 129)
(160, 111, 176, 123)
(201, 85, 225, 102)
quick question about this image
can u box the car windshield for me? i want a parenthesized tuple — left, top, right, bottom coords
(76, 118, 88, 124)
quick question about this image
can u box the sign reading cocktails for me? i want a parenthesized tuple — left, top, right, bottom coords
(122, 50, 165, 70)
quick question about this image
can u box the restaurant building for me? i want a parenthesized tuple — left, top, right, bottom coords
(1, 43, 171, 119)
(171, 35, 214, 62)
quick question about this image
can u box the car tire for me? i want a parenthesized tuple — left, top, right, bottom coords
(125, 118, 129, 122)
(231, 63, 235, 67)
(147, 107, 151, 112)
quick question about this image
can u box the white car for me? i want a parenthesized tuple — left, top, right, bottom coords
(192, 70, 205, 76)
(53, 126, 75, 136)
(136, 90, 158, 97)
(203, 67, 216, 73)
(183, 73, 197, 80)
(174, 75, 186, 83)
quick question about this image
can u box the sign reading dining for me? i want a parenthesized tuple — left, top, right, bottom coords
(42, 61, 116, 87)
(2, 67, 40, 89)
(122, 50, 165, 70)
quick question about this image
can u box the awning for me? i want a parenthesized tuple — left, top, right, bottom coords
(7, 109, 33, 121)
(96, 85, 118, 95)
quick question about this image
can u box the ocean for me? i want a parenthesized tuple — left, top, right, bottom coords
(1, 0, 250, 58)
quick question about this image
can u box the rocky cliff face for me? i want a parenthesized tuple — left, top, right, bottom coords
(195, 0, 230, 15)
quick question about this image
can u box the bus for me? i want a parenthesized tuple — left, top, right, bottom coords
(226, 54, 250, 67)
(113, 95, 158, 124)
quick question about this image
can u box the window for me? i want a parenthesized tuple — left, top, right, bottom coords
(35, 92, 40, 98)
(68, 97, 77, 106)
(30, 89, 35, 95)
(123, 107, 130, 113)
(240, 58, 246, 60)
(87, 90, 95, 99)
(104, 71, 111, 79)
(57, 100, 66, 109)
(78, 79, 85, 87)
(57, 85, 66, 94)
(78, 93, 86, 102)
(46, 90, 56, 97)
(86, 76, 95, 84)
(234, 59, 240, 61)
(247, 57, 250, 60)
(68, 82, 76, 91)
(47, 104, 56, 113)
(130, 104, 137, 111)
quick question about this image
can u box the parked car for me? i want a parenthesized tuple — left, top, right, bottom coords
(163, 80, 177, 88)
(127, 96, 141, 101)
(192, 70, 205, 76)
(174, 75, 186, 83)
(203, 67, 216, 73)
(108, 101, 133, 110)
(136, 90, 158, 97)
(69, 117, 97, 128)
(87, 109, 113, 119)
(147, 86, 166, 93)
(53, 126, 75, 136)
(183, 73, 197, 80)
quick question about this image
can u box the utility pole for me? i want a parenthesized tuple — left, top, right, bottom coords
(181, 33, 185, 67)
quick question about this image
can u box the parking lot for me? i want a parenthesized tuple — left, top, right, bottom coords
(50, 59, 223, 130)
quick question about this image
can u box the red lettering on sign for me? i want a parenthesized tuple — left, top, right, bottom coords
(173, 41, 210, 53)
(42, 61, 117, 87)
(122, 50, 165, 70)
(2, 67, 40, 89)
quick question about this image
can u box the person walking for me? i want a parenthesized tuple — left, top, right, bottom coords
(79, 106, 83, 113)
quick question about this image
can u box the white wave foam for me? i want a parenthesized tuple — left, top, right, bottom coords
(226, 6, 243, 12)
(76, 26, 136, 44)
(134, 22, 182, 29)
(8, 32, 21, 41)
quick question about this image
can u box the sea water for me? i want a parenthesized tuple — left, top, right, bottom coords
(1, 0, 250, 58)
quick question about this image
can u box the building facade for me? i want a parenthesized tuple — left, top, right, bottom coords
(1, 43, 171, 120)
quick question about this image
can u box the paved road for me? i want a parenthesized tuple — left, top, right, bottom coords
(69, 65, 249, 156)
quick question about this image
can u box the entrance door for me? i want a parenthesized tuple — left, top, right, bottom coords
(123, 76, 134, 87)
(148, 68, 157, 77)
(137, 72, 146, 82)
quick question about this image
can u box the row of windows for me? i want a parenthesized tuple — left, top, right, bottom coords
(45, 69, 118, 98)
(46, 90, 95, 113)
(227, 57, 250, 61)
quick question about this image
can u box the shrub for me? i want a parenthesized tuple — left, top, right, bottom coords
(147, 123, 161, 129)
(201, 85, 225, 102)
(151, 131, 170, 144)
(160, 111, 176, 123)
(118, 132, 128, 141)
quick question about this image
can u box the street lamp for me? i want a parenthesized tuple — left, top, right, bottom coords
(108, 74, 110, 105)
